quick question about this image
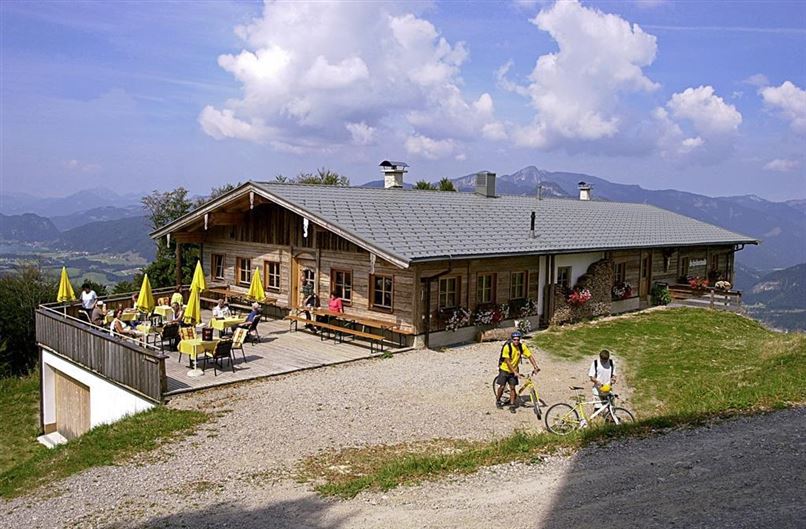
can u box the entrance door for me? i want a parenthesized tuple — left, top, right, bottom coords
(290, 255, 316, 308)
(639, 253, 652, 298)
(55, 371, 90, 440)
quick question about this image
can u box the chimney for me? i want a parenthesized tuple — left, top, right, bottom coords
(578, 181, 592, 201)
(475, 171, 496, 198)
(379, 160, 408, 189)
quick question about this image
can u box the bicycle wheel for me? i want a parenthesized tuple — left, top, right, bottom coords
(529, 389, 542, 420)
(545, 403, 580, 435)
(608, 406, 635, 425)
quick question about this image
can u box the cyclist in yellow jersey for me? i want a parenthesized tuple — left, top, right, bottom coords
(496, 331, 540, 413)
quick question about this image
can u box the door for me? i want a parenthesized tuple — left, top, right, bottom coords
(55, 371, 90, 440)
(290, 255, 316, 308)
(639, 253, 652, 298)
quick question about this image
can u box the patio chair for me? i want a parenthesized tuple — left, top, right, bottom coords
(204, 339, 234, 376)
(150, 314, 163, 327)
(159, 323, 180, 353)
(77, 310, 92, 324)
(178, 326, 196, 342)
(245, 315, 262, 345)
(157, 296, 170, 306)
(231, 327, 248, 363)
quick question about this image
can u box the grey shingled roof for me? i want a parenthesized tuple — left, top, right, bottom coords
(252, 183, 757, 265)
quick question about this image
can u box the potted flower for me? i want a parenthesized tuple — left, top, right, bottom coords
(444, 307, 470, 331)
(611, 282, 632, 301)
(567, 288, 592, 306)
(688, 277, 709, 292)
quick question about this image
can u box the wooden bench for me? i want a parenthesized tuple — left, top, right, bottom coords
(284, 315, 385, 353)
(389, 326, 416, 347)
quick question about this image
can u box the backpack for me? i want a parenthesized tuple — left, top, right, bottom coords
(497, 340, 523, 367)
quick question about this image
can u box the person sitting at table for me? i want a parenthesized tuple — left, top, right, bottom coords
(169, 302, 185, 325)
(302, 283, 320, 331)
(328, 289, 344, 313)
(90, 301, 107, 327)
(171, 288, 184, 307)
(109, 308, 141, 338)
(238, 302, 261, 329)
(212, 299, 231, 319)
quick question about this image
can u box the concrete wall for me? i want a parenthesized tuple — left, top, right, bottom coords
(41, 349, 154, 431)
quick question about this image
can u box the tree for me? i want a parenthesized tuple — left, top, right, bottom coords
(141, 188, 199, 288)
(208, 183, 240, 201)
(414, 180, 437, 190)
(438, 177, 457, 192)
(0, 263, 57, 376)
(293, 167, 349, 186)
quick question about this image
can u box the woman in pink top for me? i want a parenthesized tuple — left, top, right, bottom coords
(328, 290, 343, 313)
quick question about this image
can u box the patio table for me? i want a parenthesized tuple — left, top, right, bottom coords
(104, 311, 138, 325)
(210, 316, 246, 336)
(153, 305, 174, 319)
(178, 338, 220, 377)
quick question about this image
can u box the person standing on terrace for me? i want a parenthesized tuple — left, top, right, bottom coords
(80, 283, 97, 313)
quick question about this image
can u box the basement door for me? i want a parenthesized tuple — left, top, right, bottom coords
(54, 371, 90, 440)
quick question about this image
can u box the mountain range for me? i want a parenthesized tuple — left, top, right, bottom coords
(365, 166, 806, 273)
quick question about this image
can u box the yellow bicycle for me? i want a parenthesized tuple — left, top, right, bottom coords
(492, 371, 546, 420)
(544, 385, 634, 435)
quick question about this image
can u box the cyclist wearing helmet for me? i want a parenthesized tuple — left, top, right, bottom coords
(495, 331, 540, 413)
(589, 349, 617, 409)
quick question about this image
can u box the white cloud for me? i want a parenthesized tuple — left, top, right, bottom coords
(345, 121, 375, 145)
(763, 158, 801, 172)
(760, 81, 806, 134)
(667, 86, 742, 135)
(654, 86, 741, 163)
(500, 0, 659, 149)
(199, 2, 502, 155)
(742, 73, 769, 87)
(405, 134, 456, 159)
(62, 159, 101, 172)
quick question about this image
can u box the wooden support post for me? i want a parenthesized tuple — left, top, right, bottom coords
(175, 242, 182, 289)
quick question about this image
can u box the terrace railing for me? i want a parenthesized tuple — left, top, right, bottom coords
(36, 306, 168, 402)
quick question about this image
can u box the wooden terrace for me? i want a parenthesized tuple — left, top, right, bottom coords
(36, 292, 409, 404)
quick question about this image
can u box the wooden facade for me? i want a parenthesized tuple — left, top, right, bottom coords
(167, 191, 741, 340)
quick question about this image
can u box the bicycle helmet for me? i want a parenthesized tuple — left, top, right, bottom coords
(600, 384, 612, 393)
(511, 331, 523, 339)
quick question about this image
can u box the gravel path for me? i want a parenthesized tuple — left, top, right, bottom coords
(1, 341, 626, 528)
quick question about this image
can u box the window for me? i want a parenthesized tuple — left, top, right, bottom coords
(556, 266, 572, 290)
(264, 261, 281, 291)
(613, 262, 626, 284)
(439, 277, 459, 309)
(370, 274, 394, 311)
(477, 273, 495, 304)
(332, 269, 352, 303)
(510, 271, 527, 299)
(236, 257, 251, 285)
(212, 254, 224, 280)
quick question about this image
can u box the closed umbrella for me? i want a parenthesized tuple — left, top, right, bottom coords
(57, 266, 76, 303)
(135, 273, 156, 314)
(246, 267, 265, 301)
(191, 260, 207, 292)
(183, 285, 202, 326)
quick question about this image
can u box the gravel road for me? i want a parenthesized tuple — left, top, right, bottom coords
(4, 342, 801, 528)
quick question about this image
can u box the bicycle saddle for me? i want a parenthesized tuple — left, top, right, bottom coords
(569, 385, 585, 390)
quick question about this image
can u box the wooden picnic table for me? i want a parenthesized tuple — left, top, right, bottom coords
(311, 308, 394, 329)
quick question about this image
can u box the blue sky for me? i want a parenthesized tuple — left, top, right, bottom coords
(1, 0, 804, 201)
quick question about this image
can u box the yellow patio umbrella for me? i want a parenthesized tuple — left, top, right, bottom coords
(191, 260, 207, 292)
(56, 266, 76, 303)
(135, 273, 156, 314)
(183, 285, 202, 326)
(246, 267, 265, 302)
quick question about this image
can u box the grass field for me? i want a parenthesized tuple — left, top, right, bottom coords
(0, 372, 207, 499)
(301, 308, 806, 498)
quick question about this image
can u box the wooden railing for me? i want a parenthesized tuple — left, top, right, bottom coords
(668, 284, 743, 312)
(36, 307, 168, 402)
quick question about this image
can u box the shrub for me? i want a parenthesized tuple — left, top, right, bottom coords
(651, 283, 671, 306)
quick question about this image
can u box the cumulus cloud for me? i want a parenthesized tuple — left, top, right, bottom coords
(500, 0, 659, 150)
(760, 81, 806, 134)
(763, 158, 801, 172)
(199, 2, 502, 158)
(654, 86, 741, 163)
(742, 73, 769, 87)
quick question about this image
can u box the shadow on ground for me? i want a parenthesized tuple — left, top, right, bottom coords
(538, 407, 806, 529)
(128, 495, 350, 529)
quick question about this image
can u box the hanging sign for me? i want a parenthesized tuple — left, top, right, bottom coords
(369, 253, 377, 274)
(303, 218, 309, 238)
(690, 258, 706, 267)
